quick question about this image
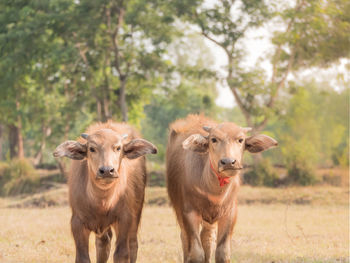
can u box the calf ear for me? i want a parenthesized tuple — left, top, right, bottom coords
(123, 139, 157, 159)
(53, 141, 87, 160)
(182, 134, 209, 153)
(245, 134, 278, 153)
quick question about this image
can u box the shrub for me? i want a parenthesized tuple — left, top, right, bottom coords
(281, 135, 318, 186)
(0, 158, 40, 196)
(147, 161, 165, 186)
(243, 159, 279, 187)
(286, 160, 317, 186)
(0, 162, 10, 189)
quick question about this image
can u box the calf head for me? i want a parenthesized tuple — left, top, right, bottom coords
(183, 122, 277, 177)
(54, 128, 157, 184)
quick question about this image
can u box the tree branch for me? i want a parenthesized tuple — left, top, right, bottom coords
(256, 44, 297, 132)
(110, 2, 126, 78)
(255, 1, 305, 131)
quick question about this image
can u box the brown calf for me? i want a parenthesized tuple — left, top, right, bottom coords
(53, 121, 157, 263)
(166, 115, 277, 263)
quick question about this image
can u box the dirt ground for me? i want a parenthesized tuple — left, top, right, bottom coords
(0, 186, 349, 262)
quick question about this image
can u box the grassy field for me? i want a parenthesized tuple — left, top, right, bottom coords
(0, 186, 349, 262)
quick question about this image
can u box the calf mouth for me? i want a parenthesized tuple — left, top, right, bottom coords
(95, 174, 119, 182)
(218, 167, 243, 174)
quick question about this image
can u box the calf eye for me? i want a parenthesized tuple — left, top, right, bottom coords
(211, 138, 217, 143)
(89, 147, 95, 153)
(238, 138, 244, 143)
(116, 146, 121, 151)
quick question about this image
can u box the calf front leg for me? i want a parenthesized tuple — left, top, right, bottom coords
(96, 228, 112, 263)
(113, 216, 132, 263)
(128, 235, 138, 263)
(215, 210, 237, 263)
(200, 221, 216, 263)
(182, 210, 204, 263)
(71, 214, 91, 263)
(180, 230, 189, 262)
(128, 219, 141, 263)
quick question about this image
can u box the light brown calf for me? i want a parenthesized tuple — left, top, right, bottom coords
(53, 121, 157, 263)
(166, 115, 277, 263)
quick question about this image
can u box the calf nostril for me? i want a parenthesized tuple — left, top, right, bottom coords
(220, 159, 226, 165)
(109, 168, 115, 173)
(231, 160, 236, 165)
(99, 168, 105, 174)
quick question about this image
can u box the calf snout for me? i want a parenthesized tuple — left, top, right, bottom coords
(97, 166, 117, 178)
(218, 158, 240, 171)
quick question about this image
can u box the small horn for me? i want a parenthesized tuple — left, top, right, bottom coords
(242, 127, 252, 133)
(203, 126, 212, 132)
(122, 134, 128, 139)
(81, 133, 89, 139)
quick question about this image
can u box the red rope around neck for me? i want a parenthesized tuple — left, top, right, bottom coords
(209, 159, 230, 187)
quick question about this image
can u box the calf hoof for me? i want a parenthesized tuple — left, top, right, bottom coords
(215, 258, 230, 263)
(215, 249, 230, 263)
(187, 248, 205, 263)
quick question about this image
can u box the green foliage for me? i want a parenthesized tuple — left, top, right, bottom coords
(271, 81, 350, 185)
(0, 159, 40, 196)
(243, 159, 279, 186)
(0, 0, 348, 190)
(273, 0, 350, 69)
(142, 84, 217, 161)
(286, 160, 317, 186)
(276, 83, 349, 169)
(141, 31, 218, 161)
(278, 87, 319, 185)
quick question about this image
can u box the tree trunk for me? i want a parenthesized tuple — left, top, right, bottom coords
(102, 56, 111, 121)
(97, 98, 103, 121)
(33, 126, 51, 166)
(56, 159, 67, 182)
(9, 125, 16, 158)
(0, 124, 3, 161)
(8, 123, 24, 159)
(17, 120, 24, 159)
(100, 84, 111, 122)
(119, 77, 128, 122)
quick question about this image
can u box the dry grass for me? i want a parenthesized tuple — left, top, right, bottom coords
(0, 205, 348, 263)
(145, 185, 350, 207)
(1, 185, 347, 209)
(0, 186, 349, 263)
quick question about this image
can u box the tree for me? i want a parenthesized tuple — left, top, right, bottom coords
(142, 32, 218, 160)
(0, 0, 53, 158)
(62, 0, 175, 122)
(174, 0, 350, 133)
(0, 0, 178, 163)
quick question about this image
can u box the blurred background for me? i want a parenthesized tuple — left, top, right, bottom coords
(0, 0, 349, 262)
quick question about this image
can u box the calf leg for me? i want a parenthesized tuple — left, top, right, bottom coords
(128, 236, 138, 263)
(96, 228, 112, 263)
(200, 221, 216, 263)
(180, 230, 189, 262)
(71, 214, 91, 263)
(182, 210, 204, 263)
(113, 216, 132, 263)
(129, 218, 141, 263)
(215, 210, 237, 263)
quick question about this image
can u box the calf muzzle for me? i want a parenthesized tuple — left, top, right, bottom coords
(218, 158, 242, 172)
(97, 166, 118, 178)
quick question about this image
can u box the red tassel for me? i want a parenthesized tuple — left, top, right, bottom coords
(210, 160, 230, 187)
